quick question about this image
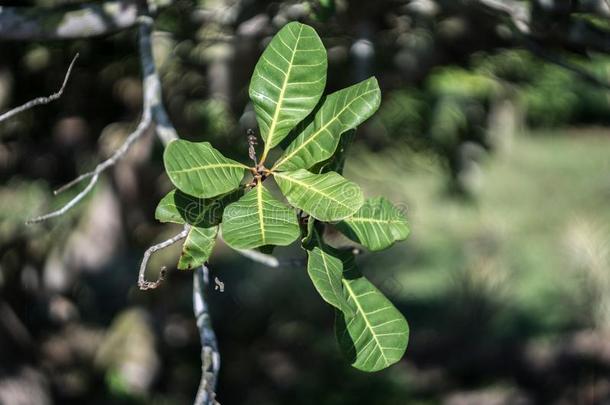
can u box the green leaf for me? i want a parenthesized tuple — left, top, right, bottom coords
(249, 22, 327, 155)
(155, 188, 244, 227)
(335, 257, 409, 372)
(306, 231, 352, 315)
(336, 197, 410, 251)
(164, 140, 248, 199)
(274, 169, 363, 221)
(178, 226, 218, 270)
(273, 77, 381, 171)
(221, 184, 300, 249)
(155, 189, 206, 225)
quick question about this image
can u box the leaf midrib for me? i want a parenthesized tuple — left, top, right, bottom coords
(257, 185, 266, 244)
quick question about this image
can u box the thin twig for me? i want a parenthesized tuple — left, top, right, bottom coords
(138, 226, 189, 290)
(26, 173, 99, 224)
(193, 265, 220, 405)
(0, 53, 79, 124)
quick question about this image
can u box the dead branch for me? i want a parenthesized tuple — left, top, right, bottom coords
(0, 54, 79, 123)
(138, 226, 189, 290)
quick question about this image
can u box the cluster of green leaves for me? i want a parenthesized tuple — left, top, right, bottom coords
(157, 22, 410, 372)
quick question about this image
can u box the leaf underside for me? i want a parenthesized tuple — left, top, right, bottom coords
(221, 184, 300, 249)
(274, 77, 381, 171)
(337, 197, 410, 251)
(164, 140, 246, 199)
(274, 169, 364, 222)
(249, 21, 327, 152)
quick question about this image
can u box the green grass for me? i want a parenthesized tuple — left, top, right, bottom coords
(344, 129, 610, 338)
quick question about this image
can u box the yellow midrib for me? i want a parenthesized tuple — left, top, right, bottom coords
(273, 87, 377, 170)
(257, 185, 266, 244)
(342, 280, 389, 367)
(262, 24, 304, 162)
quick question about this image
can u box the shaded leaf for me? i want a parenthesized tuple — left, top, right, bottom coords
(221, 184, 300, 249)
(178, 226, 218, 270)
(306, 231, 352, 315)
(155, 188, 243, 227)
(274, 169, 363, 221)
(336, 197, 410, 251)
(335, 255, 409, 372)
(301, 215, 317, 247)
(249, 22, 327, 154)
(155, 189, 206, 225)
(164, 140, 248, 198)
(273, 77, 380, 171)
(312, 129, 355, 175)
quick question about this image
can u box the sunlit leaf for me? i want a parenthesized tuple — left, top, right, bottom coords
(178, 226, 218, 270)
(273, 77, 380, 171)
(274, 169, 363, 221)
(336, 197, 410, 251)
(221, 184, 300, 249)
(335, 253, 409, 372)
(249, 22, 327, 155)
(164, 140, 248, 198)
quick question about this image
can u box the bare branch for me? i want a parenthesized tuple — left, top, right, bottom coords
(27, 18, 177, 224)
(26, 173, 100, 224)
(193, 265, 220, 405)
(138, 226, 189, 290)
(234, 249, 280, 268)
(0, 54, 78, 124)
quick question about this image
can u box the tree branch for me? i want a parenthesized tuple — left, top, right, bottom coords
(138, 225, 189, 290)
(234, 249, 280, 268)
(193, 265, 220, 405)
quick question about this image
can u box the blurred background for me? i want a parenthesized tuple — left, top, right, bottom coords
(2, 0, 610, 404)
